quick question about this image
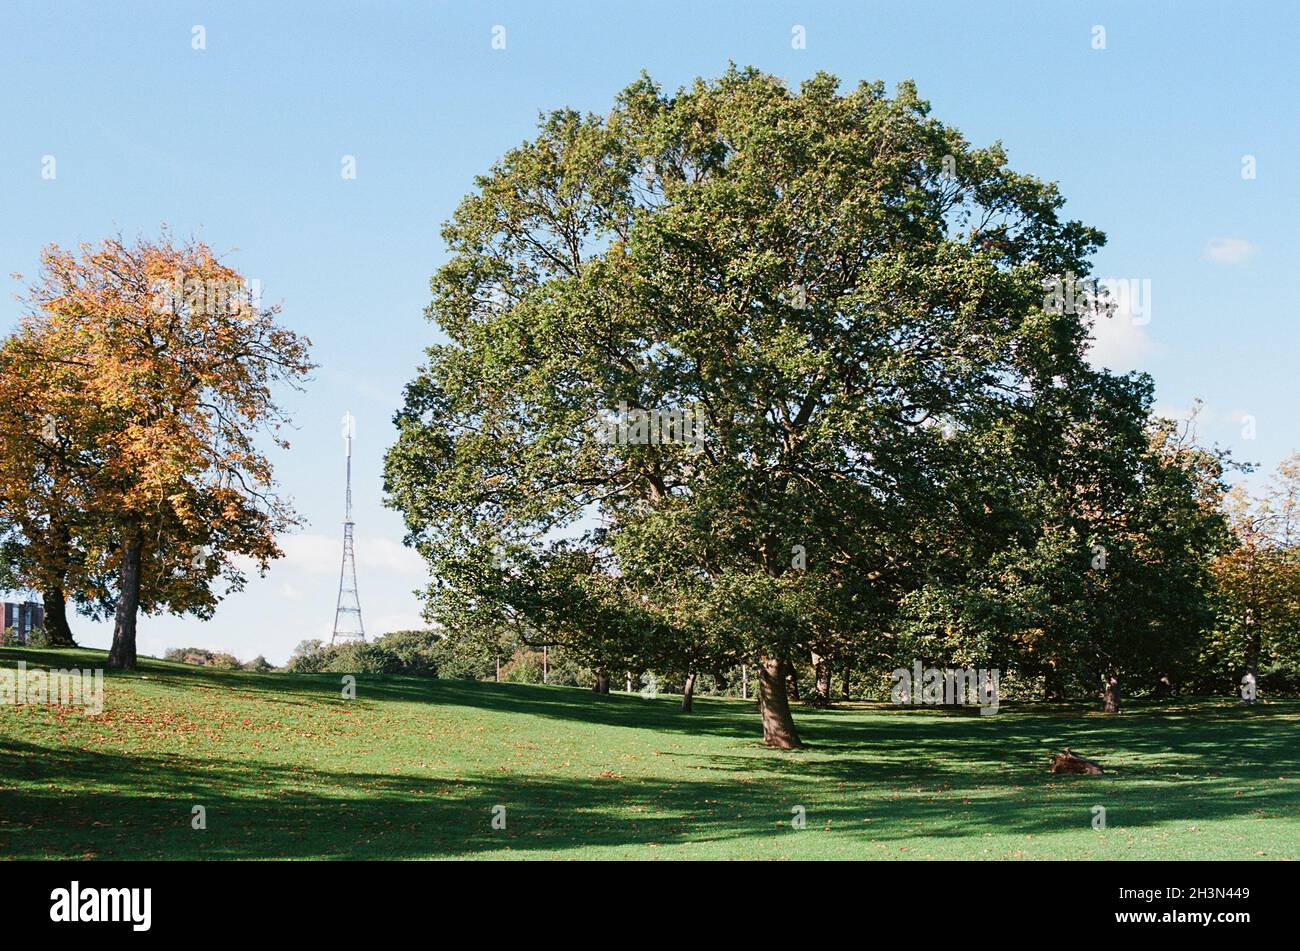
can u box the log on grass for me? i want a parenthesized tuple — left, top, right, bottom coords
(1048, 748, 1104, 775)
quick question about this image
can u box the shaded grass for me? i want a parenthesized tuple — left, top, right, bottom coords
(1, 646, 1296, 860)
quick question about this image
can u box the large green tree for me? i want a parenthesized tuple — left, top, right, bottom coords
(387, 68, 1135, 746)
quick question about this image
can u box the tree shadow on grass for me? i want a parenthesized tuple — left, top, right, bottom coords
(1, 726, 1295, 859)
(0, 736, 799, 859)
(4, 647, 1295, 858)
(790, 699, 1300, 776)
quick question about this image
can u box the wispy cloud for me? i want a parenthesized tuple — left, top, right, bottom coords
(368, 613, 431, 634)
(1086, 313, 1161, 371)
(275, 533, 426, 578)
(1203, 237, 1257, 265)
(1151, 401, 1255, 434)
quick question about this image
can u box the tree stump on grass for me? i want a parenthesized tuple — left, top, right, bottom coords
(1049, 748, 1104, 775)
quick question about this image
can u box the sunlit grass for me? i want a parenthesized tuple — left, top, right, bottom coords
(1, 646, 1295, 860)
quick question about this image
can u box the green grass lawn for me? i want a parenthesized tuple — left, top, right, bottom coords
(1, 645, 1296, 860)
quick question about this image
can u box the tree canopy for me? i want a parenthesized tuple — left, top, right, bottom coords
(384, 68, 1232, 744)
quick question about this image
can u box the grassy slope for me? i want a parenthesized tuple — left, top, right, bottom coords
(1, 646, 1296, 860)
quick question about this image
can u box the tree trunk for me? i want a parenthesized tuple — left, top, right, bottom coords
(1043, 666, 1066, 701)
(786, 665, 800, 702)
(681, 672, 696, 712)
(758, 657, 803, 749)
(41, 586, 77, 647)
(1103, 674, 1120, 714)
(841, 666, 851, 701)
(107, 536, 143, 670)
(809, 651, 832, 707)
(40, 520, 77, 647)
(593, 667, 610, 694)
(625, 671, 633, 693)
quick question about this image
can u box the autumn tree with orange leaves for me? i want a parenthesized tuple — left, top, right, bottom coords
(1208, 454, 1300, 699)
(0, 326, 106, 645)
(0, 233, 313, 668)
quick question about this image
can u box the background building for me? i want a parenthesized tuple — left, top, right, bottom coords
(2, 601, 44, 646)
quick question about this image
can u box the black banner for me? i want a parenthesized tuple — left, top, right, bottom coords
(0, 859, 1279, 937)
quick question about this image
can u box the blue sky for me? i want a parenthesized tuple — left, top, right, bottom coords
(2, 1, 1296, 663)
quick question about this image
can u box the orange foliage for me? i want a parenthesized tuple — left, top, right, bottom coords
(0, 232, 314, 660)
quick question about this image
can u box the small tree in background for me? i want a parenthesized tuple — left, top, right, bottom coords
(1210, 454, 1300, 700)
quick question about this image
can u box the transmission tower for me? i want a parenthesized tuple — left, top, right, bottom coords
(332, 411, 365, 645)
